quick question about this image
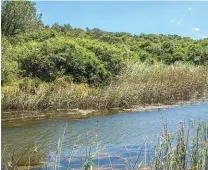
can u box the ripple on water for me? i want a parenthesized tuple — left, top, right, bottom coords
(2, 103, 208, 169)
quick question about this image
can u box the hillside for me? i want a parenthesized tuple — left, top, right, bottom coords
(1, 1, 208, 111)
(2, 25, 208, 86)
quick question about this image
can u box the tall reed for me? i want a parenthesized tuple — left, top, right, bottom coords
(2, 63, 208, 112)
(154, 120, 208, 170)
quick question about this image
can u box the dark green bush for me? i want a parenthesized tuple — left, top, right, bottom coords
(2, 23, 208, 86)
(18, 39, 112, 84)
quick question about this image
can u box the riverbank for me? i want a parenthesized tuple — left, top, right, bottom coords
(2, 63, 208, 120)
(2, 99, 208, 121)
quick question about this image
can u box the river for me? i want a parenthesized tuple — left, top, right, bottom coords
(2, 103, 208, 169)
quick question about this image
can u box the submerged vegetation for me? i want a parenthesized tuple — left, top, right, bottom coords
(1, 1, 208, 111)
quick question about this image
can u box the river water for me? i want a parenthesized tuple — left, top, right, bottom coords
(2, 103, 208, 169)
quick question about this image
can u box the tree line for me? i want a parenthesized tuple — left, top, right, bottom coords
(2, 1, 208, 85)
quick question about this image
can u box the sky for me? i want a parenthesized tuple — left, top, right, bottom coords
(35, 1, 208, 39)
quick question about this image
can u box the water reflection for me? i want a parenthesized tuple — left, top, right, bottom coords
(2, 103, 208, 169)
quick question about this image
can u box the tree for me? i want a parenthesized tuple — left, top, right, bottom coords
(51, 23, 63, 32)
(1, 1, 42, 36)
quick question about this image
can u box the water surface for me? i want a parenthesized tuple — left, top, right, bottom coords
(2, 103, 208, 169)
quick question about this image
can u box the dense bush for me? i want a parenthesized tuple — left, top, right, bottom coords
(16, 37, 112, 84)
(1, 2, 208, 85)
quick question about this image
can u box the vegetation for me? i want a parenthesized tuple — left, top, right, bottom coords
(153, 121, 208, 170)
(2, 3, 208, 170)
(1, 1, 208, 111)
(1, 1, 42, 36)
(2, 63, 208, 111)
(2, 121, 208, 169)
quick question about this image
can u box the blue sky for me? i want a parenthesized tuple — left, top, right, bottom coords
(35, 2, 208, 39)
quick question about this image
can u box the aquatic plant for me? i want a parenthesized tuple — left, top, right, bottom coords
(153, 120, 208, 170)
(2, 63, 208, 112)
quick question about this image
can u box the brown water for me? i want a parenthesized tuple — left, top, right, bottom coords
(2, 103, 208, 169)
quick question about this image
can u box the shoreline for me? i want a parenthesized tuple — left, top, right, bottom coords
(2, 99, 208, 122)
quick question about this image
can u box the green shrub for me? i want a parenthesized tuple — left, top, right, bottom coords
(18, 38, 112, 84)
(76, 38, 129, 74)
(1, 60, 19, 85)
(2, 24, 208, 86)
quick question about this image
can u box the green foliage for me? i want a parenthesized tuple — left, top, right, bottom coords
(1, 2, 208, 85)
(20, 54, 56, 81)
(9, 27, 56, 45)
(187, 44, 207, 65)
(1, 37, 19, 85)
(76, 38, 130, 74)
(1, 59, 19, 85)
(15, 37, 111, 84)
(1, 1, 42, 36)
(171, 52, 185, 63)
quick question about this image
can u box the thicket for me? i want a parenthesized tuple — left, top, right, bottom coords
(1, 1, 208, 86)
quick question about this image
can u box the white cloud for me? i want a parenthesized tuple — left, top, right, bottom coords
(192, 27, 200, 31)
(170, 19, 175, 23)
(188, 7, 192, 11)
(202, 35, 207, 39)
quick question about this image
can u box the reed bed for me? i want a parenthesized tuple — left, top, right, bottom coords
(2, 63, 208, 111)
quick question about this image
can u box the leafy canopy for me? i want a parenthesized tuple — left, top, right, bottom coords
(1, 1, 42, 36)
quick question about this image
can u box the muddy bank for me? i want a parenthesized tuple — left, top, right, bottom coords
(3, 99, 207, 121)
(1, 109, 98, 121)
